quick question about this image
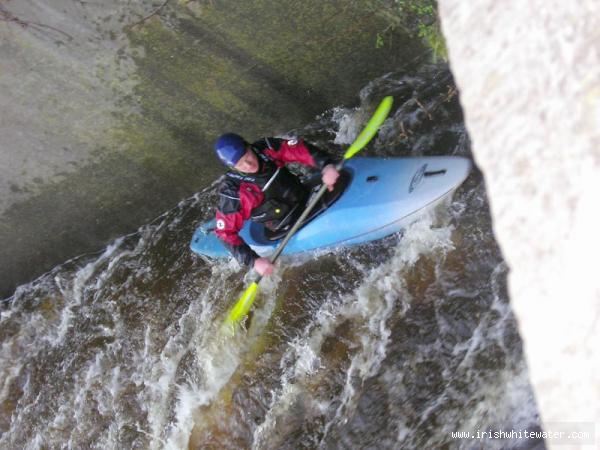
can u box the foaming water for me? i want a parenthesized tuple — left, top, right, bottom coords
(0, 65, 541, 449)
(252, 215, 455, 449)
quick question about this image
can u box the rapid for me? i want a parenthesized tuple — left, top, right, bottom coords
(0, 65, 543, 449)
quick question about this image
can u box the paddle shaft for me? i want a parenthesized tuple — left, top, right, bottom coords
(224, 97, 393, 326)
(254, 161, 344, 284)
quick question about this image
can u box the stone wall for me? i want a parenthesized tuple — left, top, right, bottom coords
(0, 0, 421, 298)
(438, 0, 600, 446)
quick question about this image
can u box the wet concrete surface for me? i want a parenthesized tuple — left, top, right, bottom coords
(0, 1, 424, 298)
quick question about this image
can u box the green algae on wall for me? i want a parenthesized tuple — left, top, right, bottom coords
(1, 0, 425, 298)
(373, 0, 447, 61)
(120, 0, 420, 146)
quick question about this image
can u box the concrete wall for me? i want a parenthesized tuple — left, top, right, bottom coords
(0, 1, 422, 298)
(438, 1, 600, 446)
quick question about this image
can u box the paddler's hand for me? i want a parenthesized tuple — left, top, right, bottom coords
(322, 164, 340, 192)
(254, 257, 275, 276)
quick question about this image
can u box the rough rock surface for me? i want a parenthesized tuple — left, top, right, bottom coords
(438, 0, 600, 445)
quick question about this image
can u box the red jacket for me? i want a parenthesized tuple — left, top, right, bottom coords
(215, 137, 334, 265)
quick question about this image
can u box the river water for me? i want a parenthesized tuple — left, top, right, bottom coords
(0, 65, 543, 449)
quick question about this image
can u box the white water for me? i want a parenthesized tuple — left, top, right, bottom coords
(0, 68, 541, 449)
(252, 214, 455, 449)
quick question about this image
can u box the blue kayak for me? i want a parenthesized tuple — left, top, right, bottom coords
(190, 156, 471, 259)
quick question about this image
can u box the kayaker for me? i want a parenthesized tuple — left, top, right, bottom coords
(213, 133, 340, 276)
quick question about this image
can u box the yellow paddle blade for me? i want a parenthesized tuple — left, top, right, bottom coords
(343, 96, 394, 160)
(224, 281, 259, 325)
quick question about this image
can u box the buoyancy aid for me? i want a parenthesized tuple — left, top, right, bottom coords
(228, 148, 308, 229)
(215, 137, 335, 266)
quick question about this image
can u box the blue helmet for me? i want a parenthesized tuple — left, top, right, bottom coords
(214, 133, 246, 167)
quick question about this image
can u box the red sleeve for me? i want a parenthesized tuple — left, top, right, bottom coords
(264, 139, 317, 167)
(215, 210, 245, 246)
(215, 182, 263, 245)
(214, 209, 260, 265)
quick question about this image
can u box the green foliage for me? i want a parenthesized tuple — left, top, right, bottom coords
(417, 20, 447, 62)
(375, 0, 447, 61)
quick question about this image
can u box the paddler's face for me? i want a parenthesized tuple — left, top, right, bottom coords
(234, 147, 259, 173)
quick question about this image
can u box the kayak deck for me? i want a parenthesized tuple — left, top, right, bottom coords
(190, 156, 471, 258)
